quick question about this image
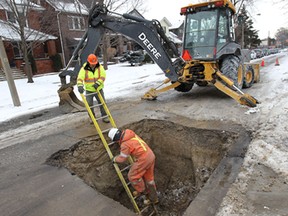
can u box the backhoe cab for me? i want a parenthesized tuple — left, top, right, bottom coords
(57, 0, 259, 113)
(168, 0, 259, 106)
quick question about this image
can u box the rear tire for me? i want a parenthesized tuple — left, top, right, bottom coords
(220, 55, 244, 89)
(196, 81, 208, 87)
(174, 83, 194, 92)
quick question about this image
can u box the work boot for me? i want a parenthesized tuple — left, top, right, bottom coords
(146, 184, 159, 204)
(102, 116, 110, 123)
(132, 191, 140, 197)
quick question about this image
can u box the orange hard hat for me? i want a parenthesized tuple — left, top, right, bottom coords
(87, 54, 98, 65)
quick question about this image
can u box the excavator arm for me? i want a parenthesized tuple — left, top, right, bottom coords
(58, 4, 185, 112)
(58, 4, 258, 113)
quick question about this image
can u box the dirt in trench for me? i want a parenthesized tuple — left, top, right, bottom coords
(46, 119, 238, 215)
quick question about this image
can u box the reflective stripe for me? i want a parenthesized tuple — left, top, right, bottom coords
(147, 180, 155, 185)
(84, 70, 94, 83)
(97, 67, 100, 79)
(120, 152, 129, 158)
(84, 69, 105, 83)
(131, 135, 147, 151)
(84, 80, 94, 83)
(131, 178, 143, 185)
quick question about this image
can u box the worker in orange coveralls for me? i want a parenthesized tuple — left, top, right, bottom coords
(108, 128, 158, 204)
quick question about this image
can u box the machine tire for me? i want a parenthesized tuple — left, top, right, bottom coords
(220, 55, 244, 89)
(196, 81, 208, 87)
(174, 83, 194, 92)
(243, 65, 255, 88)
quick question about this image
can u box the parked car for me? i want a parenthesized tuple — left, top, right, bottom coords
(119, 50, 145, 66)
(261, 48, 269, 56)
(254, 49, 264, 58)
(250, 50, 256, 60)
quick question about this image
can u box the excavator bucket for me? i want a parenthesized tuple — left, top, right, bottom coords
(58, 87, 85, 113)
(239, 93, 259, 107)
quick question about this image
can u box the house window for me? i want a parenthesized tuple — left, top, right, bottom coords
(68, 16, 85, 30)
(7, 11, 27, 26)
(30, 0, 41, 4)
(12, 42, 23, 58)
(7, 11, 16, 23)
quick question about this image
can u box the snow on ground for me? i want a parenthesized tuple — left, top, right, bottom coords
(1, 51, 288, 215)
(216, 52, 288, 215)
(0, 62, 164, 122)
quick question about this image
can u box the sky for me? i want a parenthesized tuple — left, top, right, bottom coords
(143, 0, 288, 40)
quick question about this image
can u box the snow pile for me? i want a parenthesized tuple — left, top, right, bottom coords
(0, 62, 164, 122)
(217, 52, 288, 215)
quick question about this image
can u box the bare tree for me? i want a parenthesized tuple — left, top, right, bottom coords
(87, 0, 146, 69)
(0, 0, 57, 83)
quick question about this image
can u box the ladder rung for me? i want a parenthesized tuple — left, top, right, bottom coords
(120, 164, 132, 172)
(140, 205, 150, 213)
(148, 210, 156, 216)
(85, 92, 98, 96)
(102, 128, 111, 134)
(108, 141, 116, 146)
(90, 103, 102, 109)
(95, 115, 109, 121)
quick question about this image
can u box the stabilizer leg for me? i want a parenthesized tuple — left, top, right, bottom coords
(142, 79, 181, 100)
(213, 71, 259, 107)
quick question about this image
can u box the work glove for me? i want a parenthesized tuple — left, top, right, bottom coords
(78, 86, 84, 94)
(93, 82, 100, 90)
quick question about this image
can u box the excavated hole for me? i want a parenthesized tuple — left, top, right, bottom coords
(46, 119, 239, 215)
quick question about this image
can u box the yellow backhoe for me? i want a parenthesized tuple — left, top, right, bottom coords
(58, 0, 259, 113)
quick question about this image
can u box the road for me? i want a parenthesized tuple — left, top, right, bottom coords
(1, 52, 288, 216)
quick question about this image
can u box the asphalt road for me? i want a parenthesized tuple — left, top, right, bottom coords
(0, 111, 136, 216)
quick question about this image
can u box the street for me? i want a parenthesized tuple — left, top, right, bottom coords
(1, 52, 288, 215)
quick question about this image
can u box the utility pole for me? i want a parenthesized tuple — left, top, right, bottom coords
(0, 37, 21, 106)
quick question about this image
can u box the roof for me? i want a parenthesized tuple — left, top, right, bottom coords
(160, 17, 172, 27)
(169, 32, 182, 44)
(0, 19, 57, 42)
(46, 0, 89, 15)
(0, 0, 45, 11)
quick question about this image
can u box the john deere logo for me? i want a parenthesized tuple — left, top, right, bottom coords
(138, 32, 162, 59)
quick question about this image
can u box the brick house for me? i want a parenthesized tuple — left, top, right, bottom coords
(41, 0, 89, 66)
(0, 0, 89, 74)
(0, 0, 59, 74)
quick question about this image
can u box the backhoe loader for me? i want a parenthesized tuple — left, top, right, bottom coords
(58, 0, 259, 113)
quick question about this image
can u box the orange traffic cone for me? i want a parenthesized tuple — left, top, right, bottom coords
(275, 57, 280, 66)
(261, 59, 265, 67)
